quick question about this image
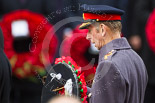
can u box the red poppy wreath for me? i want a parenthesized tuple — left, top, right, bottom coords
(0, 10, 58, 80)
(55, 56, 88, 103)
(146, 9, 155, 53)
(61, 25, 98, 86)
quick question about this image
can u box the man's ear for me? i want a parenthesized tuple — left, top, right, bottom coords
(100, 24, 106, 37)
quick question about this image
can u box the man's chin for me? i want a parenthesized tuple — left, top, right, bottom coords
(94, 45, 100, 50)
(96, 47, 101, 50)
(95, 45, 103, 50)
(92, 42, 101, 50)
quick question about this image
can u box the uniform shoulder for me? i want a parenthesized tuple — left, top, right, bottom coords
(98, 49, 118, 73)
(95, 58, 125, 85)
(97, 50, 125, 79)
(98, 51, 121, 77)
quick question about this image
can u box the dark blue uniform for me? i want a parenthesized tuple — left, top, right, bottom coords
(87, 37, 148, 103)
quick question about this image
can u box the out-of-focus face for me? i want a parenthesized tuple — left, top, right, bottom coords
(86, 25, 105, 50)
(49, 96, 81, 103)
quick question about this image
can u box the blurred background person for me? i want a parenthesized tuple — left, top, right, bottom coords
(127, 0, 155, 102)
(0, 27, 12, 103)
(127, 0, 143, 55)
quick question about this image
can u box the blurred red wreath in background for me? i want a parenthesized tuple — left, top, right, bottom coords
(0, 10, 58, 80)
(146, 9, 155, 53)
(61, 25, 98, 86)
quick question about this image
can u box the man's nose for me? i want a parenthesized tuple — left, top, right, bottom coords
(86, 33, 91, 40)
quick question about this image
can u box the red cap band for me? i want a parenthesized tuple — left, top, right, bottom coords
(83, 13, 121, 21)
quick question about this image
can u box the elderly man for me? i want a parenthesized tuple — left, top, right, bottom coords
(79, 5, 148, 103)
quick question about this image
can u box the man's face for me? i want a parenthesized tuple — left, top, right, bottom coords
(86, 25, 105, 50)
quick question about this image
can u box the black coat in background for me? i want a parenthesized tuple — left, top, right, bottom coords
(0, 27, 12, 103)
(134, 0, 155, 85)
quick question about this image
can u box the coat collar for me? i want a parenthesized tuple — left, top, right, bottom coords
(98, 37, 131, 62)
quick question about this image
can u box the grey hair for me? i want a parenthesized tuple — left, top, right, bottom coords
(92, 21, 122, 33)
